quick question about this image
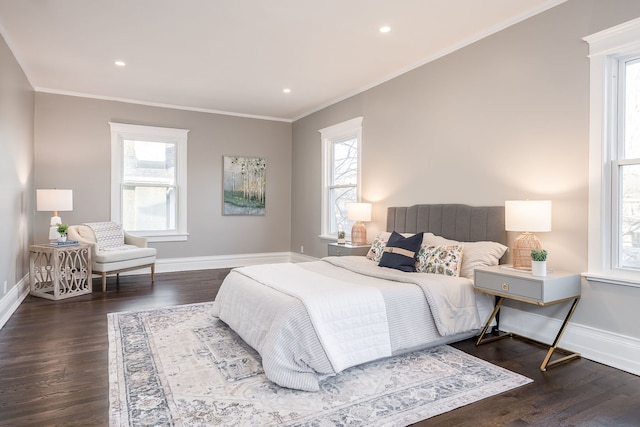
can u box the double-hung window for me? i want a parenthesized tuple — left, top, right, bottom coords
(110, 122, 189, 242)
(319, 117, 363, 239)
(585, 18, 640, 286)
(614, 57, 640, 270)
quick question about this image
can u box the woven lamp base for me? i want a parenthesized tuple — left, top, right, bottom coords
(512, 232, 542, 270)
(351, 222, 367, 245)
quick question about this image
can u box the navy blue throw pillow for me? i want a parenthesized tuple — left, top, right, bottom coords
(378, 231, 424, 272)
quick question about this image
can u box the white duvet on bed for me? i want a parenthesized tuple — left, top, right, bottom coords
(212, 256, 492, 391)
(233, 263, 392, 372)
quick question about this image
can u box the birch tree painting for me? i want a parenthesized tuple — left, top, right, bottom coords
(223, 156, 266, 215)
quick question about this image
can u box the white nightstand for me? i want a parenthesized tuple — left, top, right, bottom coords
(327, 242, 371, 257)
(474, 265, 581, 371)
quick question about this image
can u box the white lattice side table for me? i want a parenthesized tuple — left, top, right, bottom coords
(29, 243, 93, 300)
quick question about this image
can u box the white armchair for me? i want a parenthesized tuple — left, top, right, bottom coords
(67, 222, 157, 292)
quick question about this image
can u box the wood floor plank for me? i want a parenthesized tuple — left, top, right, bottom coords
(0, 268, 638, 426)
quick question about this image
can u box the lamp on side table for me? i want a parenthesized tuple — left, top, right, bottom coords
(505, 200, 551, 270)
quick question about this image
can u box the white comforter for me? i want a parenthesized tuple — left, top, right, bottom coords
(233, 263, 392, 373)
(212, 257, 489, 391)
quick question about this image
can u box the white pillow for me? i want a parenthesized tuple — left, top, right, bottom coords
(422, 234, 507, 280)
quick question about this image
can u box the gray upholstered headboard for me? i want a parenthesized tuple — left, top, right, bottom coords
(386, 204, 506, 246)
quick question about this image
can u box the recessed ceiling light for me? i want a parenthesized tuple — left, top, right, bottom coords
(379, 26, 391, 33)
(283, 88, 291, 94)
(115, 60, 126, 67)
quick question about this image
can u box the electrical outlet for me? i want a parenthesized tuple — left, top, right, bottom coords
(300, 246, 304, 253)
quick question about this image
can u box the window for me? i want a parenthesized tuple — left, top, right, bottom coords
(110, 122, 189, 242)
(615, 58, 640, 270)
(319, 117, 363, 239)
(584, 18, 640, 286)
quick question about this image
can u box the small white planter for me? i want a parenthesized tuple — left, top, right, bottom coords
(531, 260, 547, 277)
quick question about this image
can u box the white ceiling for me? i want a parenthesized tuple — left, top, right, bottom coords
(0, 0, 565, 122)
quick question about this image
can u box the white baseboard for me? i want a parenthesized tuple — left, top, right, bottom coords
(0, 275, 30, 329)
(153, 251, 298, 273)
(500, 306, 640, 376)
(110, 251, 315, 277)
(289, 253, 319, 263)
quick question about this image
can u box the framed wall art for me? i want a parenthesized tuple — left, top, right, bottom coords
(223, 156, 266, 215)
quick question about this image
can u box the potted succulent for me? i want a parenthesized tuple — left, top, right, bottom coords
(337, 229, 346, 244)
(530, 249, 547, 277)
(56, 224, 69, 243)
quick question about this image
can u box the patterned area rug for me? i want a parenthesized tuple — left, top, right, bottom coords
(108, 302, 532, 426)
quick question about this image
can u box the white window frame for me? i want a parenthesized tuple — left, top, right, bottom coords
(584, 17, 640, 287)
(109, 122, 189, 242)
(319, 117, 363, 239)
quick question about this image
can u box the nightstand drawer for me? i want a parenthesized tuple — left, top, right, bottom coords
(475, 269, 541, 300)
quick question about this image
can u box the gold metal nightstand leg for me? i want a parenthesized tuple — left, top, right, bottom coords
(476, 297, 505, 345)
(540, 297, 581, 371)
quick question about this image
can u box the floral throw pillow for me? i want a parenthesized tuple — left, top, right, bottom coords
(415, 245, 463, 276)
(366, 234, 388, 262)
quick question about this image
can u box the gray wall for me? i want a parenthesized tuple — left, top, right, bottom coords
(291, 0, 640, 338)
(0, 33, 34, 311)
(34, 94, 292, 259)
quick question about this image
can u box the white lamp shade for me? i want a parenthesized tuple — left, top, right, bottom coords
(505, 200, 552, 232)
(347, 202, 372, 222)
(36, 189, 73, 212)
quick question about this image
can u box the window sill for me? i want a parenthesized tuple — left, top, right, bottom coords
(143, 233, 189, 243)
(583, 272, 640, 288)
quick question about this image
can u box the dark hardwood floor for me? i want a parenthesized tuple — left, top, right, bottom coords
(0, 269, 638, 426)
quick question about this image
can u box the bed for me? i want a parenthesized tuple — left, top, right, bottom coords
(212, 204, 507, 391)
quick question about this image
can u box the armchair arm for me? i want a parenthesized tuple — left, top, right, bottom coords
(124, 231, 148, 248)
(67, 225, 98, 257)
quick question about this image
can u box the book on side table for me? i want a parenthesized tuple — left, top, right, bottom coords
(49, 240, 80, 246)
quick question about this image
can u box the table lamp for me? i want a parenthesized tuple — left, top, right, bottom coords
(505, 200, 552, 270)
(36, 189, 73, 241)
(347, 202, 372, 245)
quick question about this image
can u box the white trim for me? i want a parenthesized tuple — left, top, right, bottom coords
(36, 88, 292, 123)
(0, 276, 30, 330)
(584, 17, 640, 286)
(583, 17, 640, 55)
(154, 252, 292, 273)
(112, 251, 319, 276)
(318, 234, 338, 240)
(500, 306, 640, 376)
(583, 272, 640, 288)
(146, 233, 189, 243)
(318, 116, 364, 137)
(109, 122, 189, 242)
(289, 252, 319, 263)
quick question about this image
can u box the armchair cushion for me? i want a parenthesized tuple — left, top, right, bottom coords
(93, 245, 156, 264)
(83, 222, 125, 250)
